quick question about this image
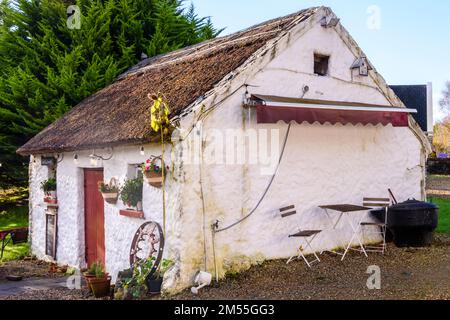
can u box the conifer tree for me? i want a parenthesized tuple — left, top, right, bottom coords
(0, 0, 222, 187)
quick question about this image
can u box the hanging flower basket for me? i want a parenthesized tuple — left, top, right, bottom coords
(142, 157, 167, 188)
(44, 191, 57, 204)
(98, 178, 119, 204)
(41, 178, 57, 204)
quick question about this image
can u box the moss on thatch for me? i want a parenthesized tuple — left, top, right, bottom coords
(17, 8, 317, 155)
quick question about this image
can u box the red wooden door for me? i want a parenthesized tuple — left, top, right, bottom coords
(84, 169, 105, 267)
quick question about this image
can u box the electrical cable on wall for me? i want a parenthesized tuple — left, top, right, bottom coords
(215, 122, 292, 233)
(178, 82, 292, 281)
(209, 122, 292, 284)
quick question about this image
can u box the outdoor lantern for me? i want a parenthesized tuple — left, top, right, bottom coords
(351, 56, 371, 76)
(73, 153, 79, 164)
(89, 154, 98, 166)
(320, 15, 340, 28)
(140, 146, 145, 156)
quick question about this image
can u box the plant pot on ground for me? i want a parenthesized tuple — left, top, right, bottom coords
(84, 261, 110, 297)
(90, 276, 112, 298)
(115, 265, 148, 300)
(120, 176, 143, 211)
(146, 274, 163, 294)
(145, 258, 173, 295)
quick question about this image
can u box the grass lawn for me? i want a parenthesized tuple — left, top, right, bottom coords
(0, 187, 28, 207)
(429, 197, 450, 234)
(0, 205, 29, 262)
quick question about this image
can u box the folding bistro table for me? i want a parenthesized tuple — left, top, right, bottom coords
(318, 204, 372, 261)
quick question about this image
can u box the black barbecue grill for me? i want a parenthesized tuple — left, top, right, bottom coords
(370, 199, 439, 247)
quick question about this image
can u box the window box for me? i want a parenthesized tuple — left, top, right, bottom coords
(119, 209, 144, 219)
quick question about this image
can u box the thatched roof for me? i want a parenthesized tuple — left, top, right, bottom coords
(17, 8, 319, 155)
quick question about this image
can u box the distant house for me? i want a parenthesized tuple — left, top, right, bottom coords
(390, 84, 434, 136)
(18, 7, 431, 294)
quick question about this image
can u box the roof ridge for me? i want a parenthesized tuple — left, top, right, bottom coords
(118, 7, 319, 79)
(17, 7, 321, 155)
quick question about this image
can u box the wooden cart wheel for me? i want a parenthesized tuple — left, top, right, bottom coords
(129, 221, 164, 277)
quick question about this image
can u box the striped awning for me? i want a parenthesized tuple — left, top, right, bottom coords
(249, 94, 417, 127)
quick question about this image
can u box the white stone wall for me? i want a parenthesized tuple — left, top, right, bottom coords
(162, 17, 426, 293)
(28, 9, 427, 294)
(29, 144, 168, 281)
(29, 155, 50, 260)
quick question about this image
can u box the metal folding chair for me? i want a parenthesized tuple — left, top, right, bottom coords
(287, 230, 322, 267)
(360, 198, 390, 254)
(278, 205, 322, 268)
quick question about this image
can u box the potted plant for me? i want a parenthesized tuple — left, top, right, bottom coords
(142, 158, 168, 188)
(120, 260, 152, 300)
(98, 178, 119, 204)
(83, 263, 98, 293)
(120, 176, 143, 211)
(84, 261, 111, 298)
(41, 178, 57, 204)
(145, 258, 173, 295)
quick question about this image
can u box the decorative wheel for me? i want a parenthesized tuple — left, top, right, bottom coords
(129, 221, 164, 277)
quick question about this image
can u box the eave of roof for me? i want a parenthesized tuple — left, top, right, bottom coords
(17, 7, 319, 156)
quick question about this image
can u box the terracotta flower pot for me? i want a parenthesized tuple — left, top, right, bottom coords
(144, 170, 164, 188)
(44, 191, 57, 204)
(89, 276, 111, 298)
(83, 274, 97, 293)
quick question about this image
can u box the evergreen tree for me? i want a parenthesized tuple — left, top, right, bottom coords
(0, 0, 222, 188)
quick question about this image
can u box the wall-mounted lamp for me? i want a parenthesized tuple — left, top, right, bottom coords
(56, 153, 64, 164)
(73, 153, 79, 164)
(140, 146, 145, 156)
(89, 154, 99, 166)
(320, 16, 340, 28)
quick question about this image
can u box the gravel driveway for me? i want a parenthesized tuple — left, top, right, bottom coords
(172, 234, 450, 300)
(0, 259, 66, 283)
(2, 234, 449, 300)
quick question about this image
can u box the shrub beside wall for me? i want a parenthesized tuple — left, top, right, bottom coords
(427, 158, 450, 175)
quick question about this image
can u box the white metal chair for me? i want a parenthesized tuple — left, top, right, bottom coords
(287, 230, 322, 267)
(360, 197, 390, 254)
(279, 205, 322, 268)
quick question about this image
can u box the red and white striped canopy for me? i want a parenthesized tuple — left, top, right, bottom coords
(250, 95, 416, 127)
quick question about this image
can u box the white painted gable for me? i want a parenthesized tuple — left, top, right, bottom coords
(250, 12, 392, 106)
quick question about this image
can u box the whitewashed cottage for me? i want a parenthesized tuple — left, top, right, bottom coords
(18, 7, 431, 294)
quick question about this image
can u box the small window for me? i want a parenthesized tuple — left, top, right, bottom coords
(127, 164, 143, 180)
(314, 54, 329, 76)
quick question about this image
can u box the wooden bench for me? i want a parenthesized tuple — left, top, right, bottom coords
(0, 227, 28, 259)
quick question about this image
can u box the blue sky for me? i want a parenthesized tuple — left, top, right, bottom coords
(189, 0, 449, 122)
